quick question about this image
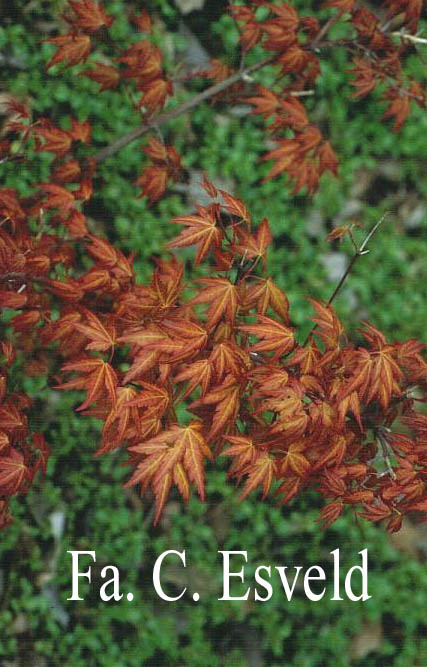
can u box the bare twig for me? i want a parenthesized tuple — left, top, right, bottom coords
(392, 30, 427, 46)
(93, 54, 276, 162)
(90, 6, 415, 166)
(375, 428, 397, 480)
(312, 10, 344, 48)
(327, 214, 387, 307)
(92, 33, 355, 164)
(303, 213, 388, 345)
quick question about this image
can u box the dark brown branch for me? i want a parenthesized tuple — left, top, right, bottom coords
(303, 214, 388, 345)
(93, 55, 277, 163)
(311, 9, 344, 47)
(326, 215, 387, 306)
(92, 1, 409, 167)
(92, 34, 358, 164)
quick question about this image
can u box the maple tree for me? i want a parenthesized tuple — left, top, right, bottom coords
(0, 0, 426, 532)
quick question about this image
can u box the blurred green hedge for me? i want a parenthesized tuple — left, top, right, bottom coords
(0, 1, 426, 665)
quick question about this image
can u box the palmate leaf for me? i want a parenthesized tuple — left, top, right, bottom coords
(1, 0, 426, 533)
(339, 344, 403, 410)
(246, 85, 282, 119)
(35, 121, 73, 156)
(239, 452, 276, 501)
(233, 218, 272, 266)
(191, 278, 240, 329)
(82, 62, 120, 91)
(279, 441, 311, 477)
(46, 34, 92, 69)
(245, 277, 289, 320)
(222, 435, 257, 473)
(167, 205, 223, 265)
(58, 358, 117, 411)
(126, 382, 170, 418)
(194, 376, 241, 443)
(126, 422, 212, 524)
(98, 386, 140, 454)
(138, 78, 173, 115)
(135, 166, 168, 204)
(0, 448, 29, 495)
(122, 349, 159, 384)
(38, 183, 75, 216)
(240, 315, 294, 358)
(209, 343, 251, 384)
(174, 359, 212, 399)
(74, 310, 116, 352)
(68, 0, 114, 32)
(308, 298, 344, 349)
(218, 190, 251, 223)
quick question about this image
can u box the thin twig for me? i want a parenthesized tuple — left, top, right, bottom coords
(376, 428, 397, 480)
(92, 35, 354, 164)
(392, 30, 427, 46)
(303, 213, 388, 345)
(312, 10, 344, 48)
(93, 54, 276, 162)
(90, 7, 413, 165)
(325, 215, 386, 306)
(290, 90, 314, 97)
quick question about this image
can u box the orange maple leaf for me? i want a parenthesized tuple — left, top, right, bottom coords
(98, 386, 140, 454)
(191, 277, 240, 329)
(58, 357, 117, 411)
(138, 78, 172, 114)
(280, 441, 311, 477)
(35, 121, 73, 156)
(135, 166, 168, 204)
(382, 90, 411, 132)
(240, 315, 294, 358)
(68, 0, 114, 32)
(0, 448, 29, 495)
(222, 435, 257, 475)
(245, 277, 289, 321)
(209, 342, 251, 381)
(126, 382, 170, 418)
(46, 33, 92, 69)
(219, 190, 251, 224)
(308, 298, 344, 350)
(69, 118, 91, 143)
(194, 376, 241, 443)
(174, 359, 212, 399)
(38, 183, 75, 216)
(239, 451, 276, 501)
(167, 205, 223, 265)
(144, 137, 168, 162)
(233, 218, 272, 266)
(82, 62, 120, 90)
(74, 310, 116, 352)
(246, 85, 281, 119)
(126, 421, 212, 524)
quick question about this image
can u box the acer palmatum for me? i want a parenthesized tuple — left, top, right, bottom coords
(0, 0, 426, 531)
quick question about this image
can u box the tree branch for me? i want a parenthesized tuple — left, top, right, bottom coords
(92, 2, 414, 166)
(311, 10, 344, 47)
(93, 55, 276, 163)
(92, 35, 356, 164)
(303, 214, 388, 345)
(392, 30, 427, 46)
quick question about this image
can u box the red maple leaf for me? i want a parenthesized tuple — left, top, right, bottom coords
(68, 0, 114, 33)
(46, 33, 92, 69)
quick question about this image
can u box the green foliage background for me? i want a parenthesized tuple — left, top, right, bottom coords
(0, 1, 426, 664)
